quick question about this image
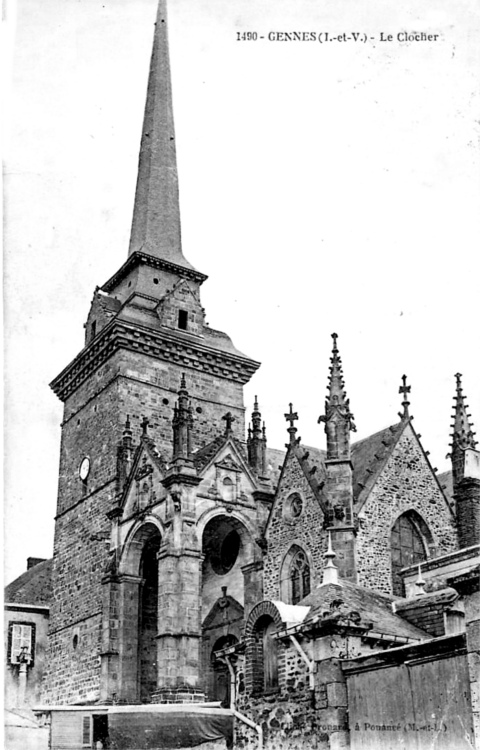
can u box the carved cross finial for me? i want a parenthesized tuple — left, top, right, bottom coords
(284, 403, 298, 429)
(141, 416, 149, 436)
(284, 403, 298, 444)
(222, 412, 236, 435)
(399, 374, 411, 418)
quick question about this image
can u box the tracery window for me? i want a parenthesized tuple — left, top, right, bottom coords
(290, 549, 311, 604)
(391, 511, 431, 596)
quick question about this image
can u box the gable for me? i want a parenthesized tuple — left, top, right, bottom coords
(355, 421, 458, 594)
(156, 278, 205, 335)
(263, 447, 327, 599)
(202, 595, 245, 632)
(197, 438, 257, 505)
(120, 443, 167, 520)
(85, 289, 121, 346)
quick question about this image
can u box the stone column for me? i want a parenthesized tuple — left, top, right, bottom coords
(100, 573, 120, 703)
(153, 472, 204, 703)
(116, 574, 143, 703)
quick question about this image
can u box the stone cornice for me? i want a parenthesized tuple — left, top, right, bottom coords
(50, 319, 260, 401)
(101, 251, 208, 291)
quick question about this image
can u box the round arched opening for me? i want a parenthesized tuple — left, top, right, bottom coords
(203, 518, 245, 577)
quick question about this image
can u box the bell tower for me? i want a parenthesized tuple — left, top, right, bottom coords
(43, 0, 259, 705)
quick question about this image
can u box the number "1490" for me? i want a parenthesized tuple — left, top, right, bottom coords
(236, 31, 258, 41)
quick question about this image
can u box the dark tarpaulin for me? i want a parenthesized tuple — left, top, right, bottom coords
(109, 708, 233, 749)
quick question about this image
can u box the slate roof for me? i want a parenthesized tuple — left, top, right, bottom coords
(394, 587, 460, 638)
(193, 435, 230, 472)
(437, 470, 454, 508)
(298, 579, 428, 641)
(350, 422, 403, 503)
(193, 436, 281, 485)
(394, 587, 458, 616)
(265, 447, 288, 485)
(194, 419, 410, 501)
(4, 558, 53, 607)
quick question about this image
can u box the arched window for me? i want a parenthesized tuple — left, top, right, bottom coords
(290, 549, 311, 604)
(253, 615, 278, 691)
(280, 545, 312, 604)
(391, 511, 432, 596)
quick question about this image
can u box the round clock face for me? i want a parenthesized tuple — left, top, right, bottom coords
(79, 456, 91, 482)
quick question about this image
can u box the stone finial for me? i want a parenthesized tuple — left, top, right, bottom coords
(448, 373, 477, 491)
(318, 333, 356, 460)
(414, 564, 426, 596)
(284, 403, 298, 445)
(141, 416, 150, 437)
(399, 374, 411, 419)
(247, 398, 267, 474)
(322, 531, 341, 586)
(222, 412, 236, 436)
(172, 374, 193, 462)
(450, 373, 477, 452)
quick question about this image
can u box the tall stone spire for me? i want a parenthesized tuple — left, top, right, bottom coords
(318, 333, 356, 460)
(128, 0, 196, 272)
(450, 373, 477, 487)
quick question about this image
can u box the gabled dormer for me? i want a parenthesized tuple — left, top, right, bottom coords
(195, 428, 259, 507)
(156, 278, 206, 335)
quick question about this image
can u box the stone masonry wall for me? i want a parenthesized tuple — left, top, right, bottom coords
(47, 339, 249, 702)
(456, 478, 480, 549)
(356, 424, 458, 594)
(264, 451, 326, 601)
(236, 644, 349, 750)
(42, 613, 102, 704)
(236, 642, 317, 750)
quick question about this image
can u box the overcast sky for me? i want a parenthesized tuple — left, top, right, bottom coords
(4, 0, 479, 583)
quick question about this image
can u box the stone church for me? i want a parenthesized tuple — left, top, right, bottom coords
(5, 1, 479, 749)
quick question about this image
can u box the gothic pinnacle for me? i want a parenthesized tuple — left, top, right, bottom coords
(172, 374, 193, 462)
(318, 333, 356, 439)
(450, 373, 477, 451)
